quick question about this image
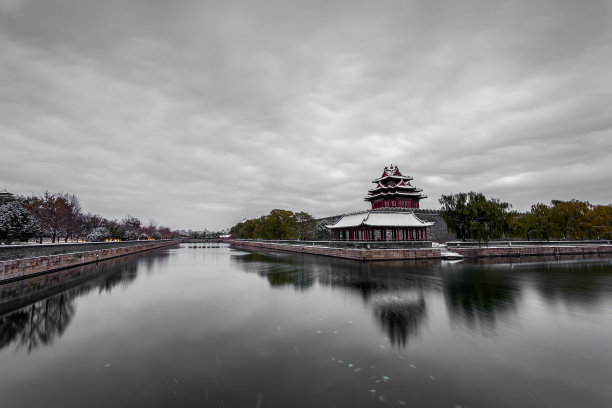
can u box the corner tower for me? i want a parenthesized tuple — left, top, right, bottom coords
(365, 164, 427, 209)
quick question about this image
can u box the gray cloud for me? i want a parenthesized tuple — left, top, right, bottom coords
(1, 0, 611, 229)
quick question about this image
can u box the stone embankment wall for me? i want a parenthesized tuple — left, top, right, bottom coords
(232, 240, 441, 261)
(450, 244, 612, 258)
(1, 256, 129, 313)
(0, 240, 179, 283)
(0, 240, 165, 261)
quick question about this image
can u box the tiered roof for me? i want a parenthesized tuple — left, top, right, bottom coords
(365, 164, 427, 203)
(0, 189, 15, 205)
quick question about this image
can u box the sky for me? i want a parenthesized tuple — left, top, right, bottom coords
(1, 0, 611, 230)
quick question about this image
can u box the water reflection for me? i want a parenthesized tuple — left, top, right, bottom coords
(230, 252, 316, 290)
(0, 293, 74, 352)
(0, 250, 171, 352)
(232, 250, 441, 298)
(529, 260, 612, 306)
(443, 267, 520, 331)
(232, 249, 612, 344)
(373, 295, 426, 347)
(232, 250, 434, 347)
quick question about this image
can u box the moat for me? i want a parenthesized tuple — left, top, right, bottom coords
(1, 244, 612, 408)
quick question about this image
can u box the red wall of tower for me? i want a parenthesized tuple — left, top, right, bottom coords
(371, 199, 420, 209)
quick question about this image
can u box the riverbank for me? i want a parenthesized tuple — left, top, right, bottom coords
(231, 240, 441, 261)
(449, 242, 612, 258)
(230, 239, 612, 261)
(0, 240, 180, 283)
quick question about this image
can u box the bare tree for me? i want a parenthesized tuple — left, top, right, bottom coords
(62, 193, 83, 242)
(26, 192, 70, 243)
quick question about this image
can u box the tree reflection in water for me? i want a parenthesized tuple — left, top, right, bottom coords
(231, 252, 316, 290)
(0, 293, 74, 352)
(373, 296, 426, 347)
(0, 250, 170, 353)
(232, 250, 434, 347)
(443, 267, 520, 332)
(529, 260, 612, 306)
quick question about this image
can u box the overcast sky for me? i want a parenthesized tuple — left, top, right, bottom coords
(1, 0, 611, 230)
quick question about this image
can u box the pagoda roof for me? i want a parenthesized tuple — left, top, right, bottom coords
(365, 191, 427, 201)
(0, 190, 15, 200)
(327, 211, 434, 229)
(372, 164, 413, 183)
(367, 184, 423, 193)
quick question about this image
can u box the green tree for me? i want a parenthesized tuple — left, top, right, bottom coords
(439, 192, 511, 244)
(588, 205, 612, 239)
(230, 209, 301, 240)
(524, 203, 556, 240)
(261, 209, 297, 239)
(294, 211, 317, 240)
(439, 192, 471, 241)
(550, 200, 590, 239)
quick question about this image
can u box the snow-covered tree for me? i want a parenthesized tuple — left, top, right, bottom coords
(0, 201, 40, 244)
(86, 227, 110, 242)
(123, 230, 139, 241)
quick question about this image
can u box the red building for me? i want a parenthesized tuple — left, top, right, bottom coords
(328, 165, 433, 241)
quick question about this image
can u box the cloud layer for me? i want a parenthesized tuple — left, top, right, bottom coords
(1, 0, 611, 229)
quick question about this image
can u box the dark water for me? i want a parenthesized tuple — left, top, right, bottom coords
(1, 244, 612, 408)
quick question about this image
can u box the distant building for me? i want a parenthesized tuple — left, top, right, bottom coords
(0, 190, 15, 205)
(328, 165, 433, 241)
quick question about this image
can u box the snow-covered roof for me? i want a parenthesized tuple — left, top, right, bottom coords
(367, 185, 421, 193)
(372, 174, 412, 183)
(328, 211, 434, 229)
(328, 212, 370, 229)
(365, 191, 427, 200)
(364, 212, 433, 227)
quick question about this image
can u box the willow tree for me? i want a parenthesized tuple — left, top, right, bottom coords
(439, 192, 511, 244)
